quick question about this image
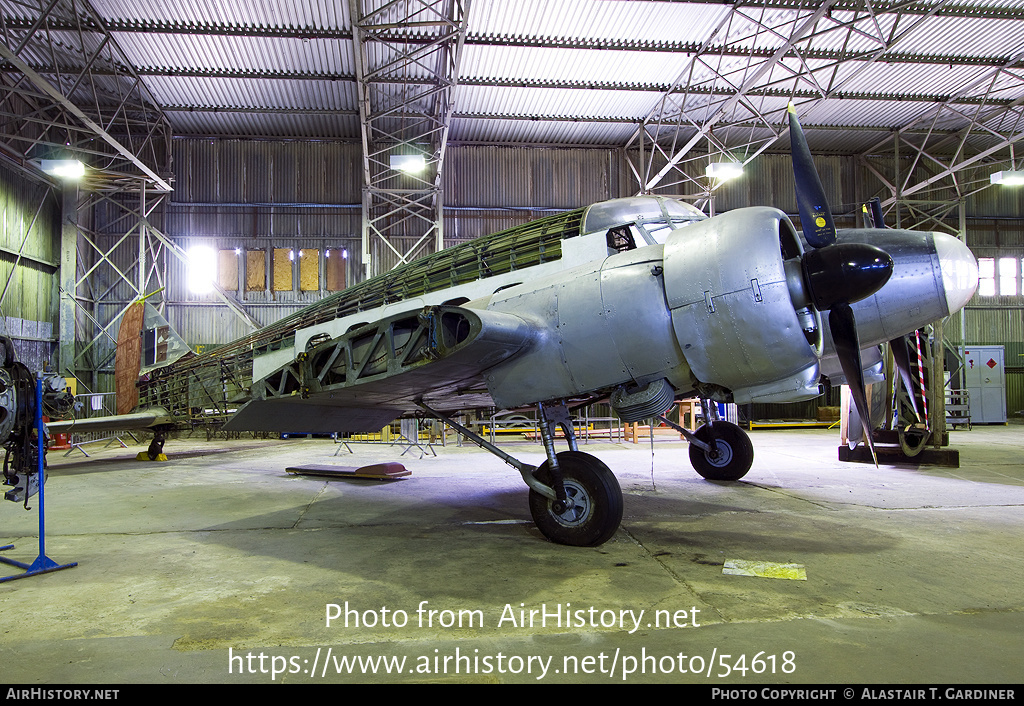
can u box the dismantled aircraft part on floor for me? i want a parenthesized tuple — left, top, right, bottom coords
(0, 339, 75, 506)
(285, 463, 410, 480)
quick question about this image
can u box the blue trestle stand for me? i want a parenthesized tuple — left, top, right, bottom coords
(1, 375, 78, 582)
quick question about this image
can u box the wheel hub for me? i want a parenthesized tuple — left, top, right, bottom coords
(550, 479, 591, 527)
(706, 440, 734, 467)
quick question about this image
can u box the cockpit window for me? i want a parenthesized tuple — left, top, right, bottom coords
(637, 218, 697, 245)
(606, 226, 637, 253)
(583, 196, 707, 247)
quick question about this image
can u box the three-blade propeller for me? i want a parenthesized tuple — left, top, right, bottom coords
(788, 103, 894, 464)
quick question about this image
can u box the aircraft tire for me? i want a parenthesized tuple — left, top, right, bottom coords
(146, 436, 165, 461)
(689, 421, 754, 481)
(529, 451, 622, 547)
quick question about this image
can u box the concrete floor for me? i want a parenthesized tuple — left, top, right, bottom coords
(1, 421, 1022, 684)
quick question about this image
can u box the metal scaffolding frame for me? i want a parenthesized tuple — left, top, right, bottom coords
(0, 0, 173, 391)
(67, 185, 168, 390)
(626, 1, 953, 202)
(349, 0, 470, 278)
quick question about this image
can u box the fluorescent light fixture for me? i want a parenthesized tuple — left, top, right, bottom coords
(390, 154, 425, 173)
(990, 170, 1024, 186)
(706, 162, 743, 180)
(40, 159, 85, 179)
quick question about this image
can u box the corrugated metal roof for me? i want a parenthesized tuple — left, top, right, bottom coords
(3, 0, 1023, 160)
(92, 0, 351, 30)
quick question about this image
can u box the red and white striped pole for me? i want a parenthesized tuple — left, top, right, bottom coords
(915, 329, 929, 431)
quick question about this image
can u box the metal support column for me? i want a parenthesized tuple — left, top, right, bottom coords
(58, 185, 78, 379)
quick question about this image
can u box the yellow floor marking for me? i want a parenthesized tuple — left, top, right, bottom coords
(723, 559, 807, 580)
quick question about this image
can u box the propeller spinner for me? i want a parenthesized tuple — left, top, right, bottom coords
(787, 103, 894, 464)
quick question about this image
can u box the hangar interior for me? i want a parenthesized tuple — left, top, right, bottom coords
(1, 0, 1023, 684)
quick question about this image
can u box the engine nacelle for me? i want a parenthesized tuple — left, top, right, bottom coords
(663, 207, 823, 404)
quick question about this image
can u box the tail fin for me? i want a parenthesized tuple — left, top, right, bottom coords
(114, 301, 145, 414)
(114, 301, 192, 414)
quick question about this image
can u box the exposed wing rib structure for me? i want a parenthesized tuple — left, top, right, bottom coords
(224, 305, 534, 433)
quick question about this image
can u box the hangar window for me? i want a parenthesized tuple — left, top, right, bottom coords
(187, 245, 216, 294)
(978, 258, 994, 296)
(217, 249, 239, 291)
(325, 248, 347, 291)
(246, 250, 266, 291)
(273, 248, 294, 291)
(976, 257, 1021, 297)
(210, 246, 352, 294)
(299, 248, 319, 291)
(998, 257, 1018, 296)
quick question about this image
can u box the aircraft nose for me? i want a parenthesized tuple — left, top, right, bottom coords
(932, 231, 979, 315)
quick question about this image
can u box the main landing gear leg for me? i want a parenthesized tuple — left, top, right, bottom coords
(529, 402, 622, 546)
(416, 400, 622, 546)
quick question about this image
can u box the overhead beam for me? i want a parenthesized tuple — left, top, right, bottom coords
(862, 49, 1024, 223)
(639, 1, 839, 193)
(5, 16, 1020, 69)
(629, 0, 959, 195)
(37, 65, 1014, 111)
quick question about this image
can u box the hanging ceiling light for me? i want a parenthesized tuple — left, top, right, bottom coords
(390, 154, 426, 173)
(705, 162, 743, 180)
(990, 170, 1024, 186)
(40, 159, 85, 180)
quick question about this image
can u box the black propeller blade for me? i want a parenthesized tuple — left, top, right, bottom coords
(867, 197, 885, 230)
(829, 303, 878, 464)
(788, 103, 836, 248)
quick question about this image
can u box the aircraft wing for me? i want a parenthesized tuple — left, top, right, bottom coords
(46, 408, 174, 435)
(221, 304, 535, 434)
(42, 304, 535, 442)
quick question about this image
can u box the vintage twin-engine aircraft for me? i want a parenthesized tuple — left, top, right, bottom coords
(8, 108, 978, 546)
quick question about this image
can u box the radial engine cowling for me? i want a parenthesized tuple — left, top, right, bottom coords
(663, 207, 822, 404)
